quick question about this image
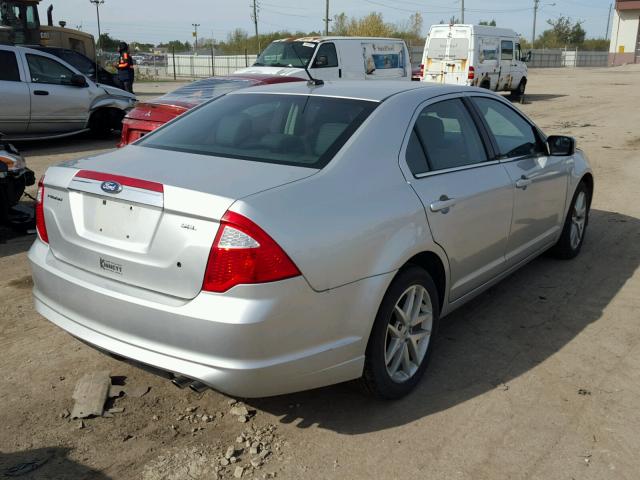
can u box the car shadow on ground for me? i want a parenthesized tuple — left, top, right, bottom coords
(516, 93, 568, 104)
(14, 134, 119, 157)
(248, 209, 640, 434)
(0, 447, 112, 479)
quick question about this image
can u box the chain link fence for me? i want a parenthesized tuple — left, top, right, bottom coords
(118, 47, 609, 81)
(105, 50, 258, 81)
(528, 49, 609, 68)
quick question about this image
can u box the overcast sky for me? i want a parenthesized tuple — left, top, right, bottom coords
(49, 0, 612, 45)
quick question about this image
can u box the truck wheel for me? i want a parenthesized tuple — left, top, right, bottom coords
(362, 266, 440, 399)
(511, 79, 526, 99)
(89, 110, 113, 138)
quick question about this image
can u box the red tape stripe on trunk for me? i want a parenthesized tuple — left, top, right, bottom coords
(75, 170, 164, 193)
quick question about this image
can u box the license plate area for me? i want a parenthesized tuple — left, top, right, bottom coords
(71, 192, 162, 251)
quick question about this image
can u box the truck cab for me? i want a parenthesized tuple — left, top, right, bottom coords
(0, 0, 40, 45)
(421, 24, 528, 98)
(236, 36, 411, 82)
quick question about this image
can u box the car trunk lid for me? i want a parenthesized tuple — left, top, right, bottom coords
(42, 146, 316, 299)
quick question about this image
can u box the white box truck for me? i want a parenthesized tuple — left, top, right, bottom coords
(236, 36, 411, 82)
(420, 24, 529, 98)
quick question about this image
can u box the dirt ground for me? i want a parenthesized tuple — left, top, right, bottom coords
(1, 67, 640, 480)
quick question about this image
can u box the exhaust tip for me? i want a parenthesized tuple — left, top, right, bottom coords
(171, 376, 191, 389)
(189, 381, 209, 393)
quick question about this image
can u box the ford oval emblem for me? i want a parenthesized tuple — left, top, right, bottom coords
(101, 180, 123, 194)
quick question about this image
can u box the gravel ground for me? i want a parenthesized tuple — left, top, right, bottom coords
(1, 66, 640, 479)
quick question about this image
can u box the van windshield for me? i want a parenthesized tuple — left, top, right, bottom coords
(139, 93, 378, 169)
(254, 41, 317, 68)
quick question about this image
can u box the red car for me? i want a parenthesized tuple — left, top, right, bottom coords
(119, 74, 305, 147)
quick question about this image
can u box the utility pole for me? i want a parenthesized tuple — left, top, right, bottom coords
(89, 0, 104, 83)
(192, 23, 200, 52)
(324, 0, 330, 35)
(251, 0, 260, 52)
(461, 0, 464, 23)
(605, 3, 613, 40)
(532, 0, 539, 47)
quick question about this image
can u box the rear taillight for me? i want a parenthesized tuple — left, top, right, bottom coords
(35, 176, 48, 244)
(468, 66, 475, 80)
(202, 211, 301, 293)
(419, 63, 424, 78)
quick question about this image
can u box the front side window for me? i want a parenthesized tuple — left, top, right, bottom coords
(501, 40, 514, 61)
(312, 42, 338, 68)
(254, 41, 316, 68)
(472, 97, 544, 158)
(26, 54, 75, 85)
(515, 44, 522, 61)
(140, 93, 377, 169)
(0, 50, 20, 81)
(412, 99, 487, 172)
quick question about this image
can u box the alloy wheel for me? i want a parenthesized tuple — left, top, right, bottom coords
(385, 285, 433, 383)
(570, 191, 587, 249)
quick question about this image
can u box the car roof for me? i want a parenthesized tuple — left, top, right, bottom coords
(231, 80, 475, 102)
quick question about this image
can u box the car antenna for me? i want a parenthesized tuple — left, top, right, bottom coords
(290, 43, 323, 86)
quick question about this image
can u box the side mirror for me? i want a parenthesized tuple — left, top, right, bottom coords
(314, 55, 328, 67)
(547, 135, 576, 156)
(70, 74, 88, 87)
(523, 51, 532, 63)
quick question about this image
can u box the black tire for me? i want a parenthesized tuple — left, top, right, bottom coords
(362, 266, 440, 399)
(550, 181, 591, 259)
(89, 109, 113, 138)
(510, 79, 526, 99)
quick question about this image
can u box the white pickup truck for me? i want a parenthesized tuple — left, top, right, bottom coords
(0, 44, 136, 141)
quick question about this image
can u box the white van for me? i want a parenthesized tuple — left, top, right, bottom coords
(420, 24, 528, 97)
(235, 37, 411, 82)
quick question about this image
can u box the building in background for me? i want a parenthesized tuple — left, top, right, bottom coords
(610, 0, 640, 65)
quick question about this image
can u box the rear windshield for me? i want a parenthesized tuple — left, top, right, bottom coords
(139, 93, 377, 169)
(159, 78, 257, 105)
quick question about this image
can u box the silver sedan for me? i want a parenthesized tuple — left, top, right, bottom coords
(29, 81, 593, 398)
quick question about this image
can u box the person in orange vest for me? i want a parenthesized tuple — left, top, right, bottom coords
(115, 42, 135, 93)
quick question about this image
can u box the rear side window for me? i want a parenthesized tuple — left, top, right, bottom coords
(313, 43, 338, 68)
(405, 129, 429, 175)
(26, 54, 75, 85)
(140, 93, 377, 169)
(501, 41, 514, 60)
(472, 97, 544, 158)
(0, 50, 20, 81)
(412, 99, 487, 172)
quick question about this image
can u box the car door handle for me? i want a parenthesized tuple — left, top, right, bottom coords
(515, 176, 533, 189)
(430, 196, 457, 213)
(33, 90, 49, 96)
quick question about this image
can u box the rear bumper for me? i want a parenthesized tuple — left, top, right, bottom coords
(28, 240, 392, 397)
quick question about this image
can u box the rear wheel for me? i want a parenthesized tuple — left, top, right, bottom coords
(362, 266, 440, 399)
(550, 181, 590, 259)
(510, 79, 526, 99)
